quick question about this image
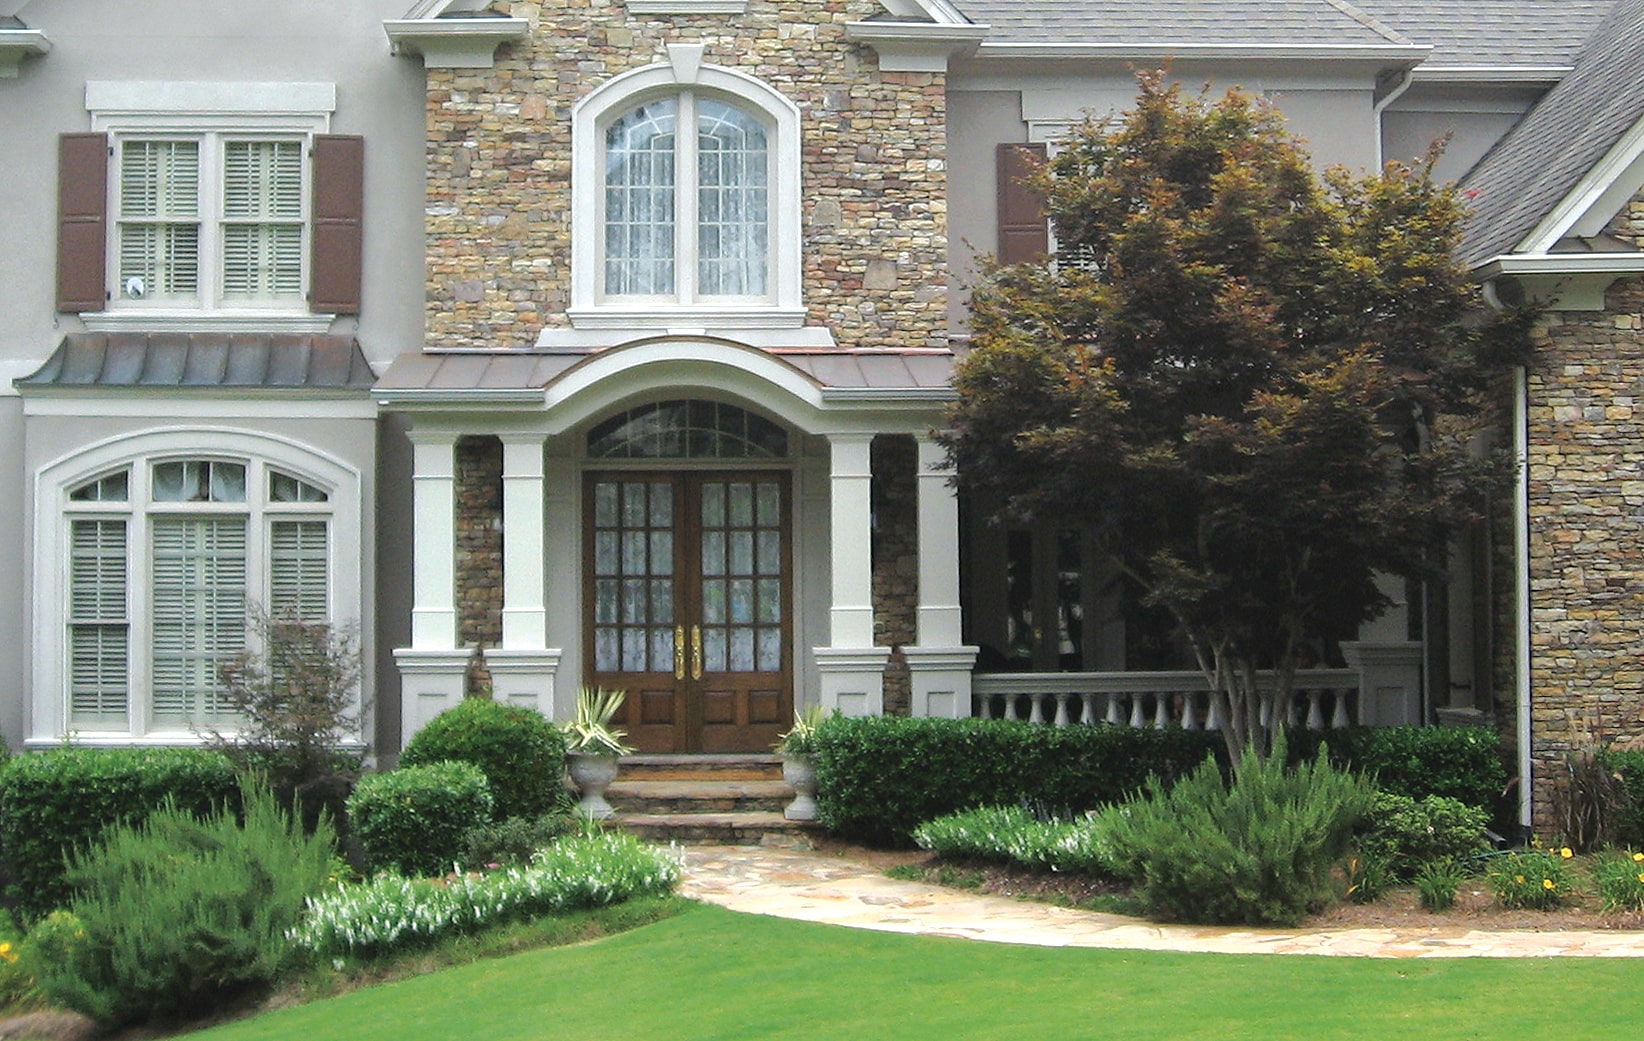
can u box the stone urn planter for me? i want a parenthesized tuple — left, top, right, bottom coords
(781, 753, 819, 821)
(567, 752, 621, 820)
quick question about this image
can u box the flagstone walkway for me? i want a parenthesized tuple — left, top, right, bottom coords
(678, 844, 1644, 958)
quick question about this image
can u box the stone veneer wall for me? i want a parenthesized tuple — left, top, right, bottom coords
(423, 0, 948, 350)
(455, 435, 504, 695)
(872, 435, 918, 715)
(1524, 271, 1644, 825)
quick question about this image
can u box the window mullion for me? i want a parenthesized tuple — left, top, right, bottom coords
(201, 133, 223, 310)
(678, 92, 699, 305)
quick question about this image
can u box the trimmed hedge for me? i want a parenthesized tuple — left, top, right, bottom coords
(813, 716, 1222, 846)
(401, 698, 571, 821)
(1290, 726, 1506, 809)
(0, 748, 239, 920)
(1598, 749, 1644, 846)
(348, 761, 494, 877)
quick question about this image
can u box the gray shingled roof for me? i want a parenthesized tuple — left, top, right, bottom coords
(1459, 0, 1644, 265)
(1348, 1, 1613, 68)
(955, 0, 1414, 48)
(16, 333, 377, 391)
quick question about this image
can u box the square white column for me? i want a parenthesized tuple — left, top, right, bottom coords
(908, 437, 977, 717)
(407, 430, 459, 650)
(500, 434, 548, 650)
(814, 433, 887, 715)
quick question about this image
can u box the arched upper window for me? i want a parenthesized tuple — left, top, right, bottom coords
(570, 53, 802, 330)
(587, 400, 788, 459)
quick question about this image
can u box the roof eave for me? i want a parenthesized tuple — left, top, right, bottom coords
(844, 21, 989, 72)
(1473, 253, 1644, 312)
(970, 41, 1430, 66)
(383, 17, 530, 69)
(1410, 64, 1572, 85)
(0, 27, 49, 78)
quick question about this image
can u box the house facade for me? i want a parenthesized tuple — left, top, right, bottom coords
(4, 0, 1643, 829)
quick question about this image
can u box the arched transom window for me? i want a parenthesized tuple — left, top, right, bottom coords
(588, 400, 788, 459)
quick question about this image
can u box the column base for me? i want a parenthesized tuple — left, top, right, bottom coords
(485, 648, 563, 718)
(394, 647, 473, 749)
(1342, 641, 1424, 727)
(905, 646, 979, 719)
(814, 646, 892, 717)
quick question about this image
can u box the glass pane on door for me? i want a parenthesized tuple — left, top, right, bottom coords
(700, 479, 782, 674)
(591, 480, 675, 673)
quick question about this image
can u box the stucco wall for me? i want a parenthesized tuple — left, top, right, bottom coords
(423, 0, 949, 351)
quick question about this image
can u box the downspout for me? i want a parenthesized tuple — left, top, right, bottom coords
(1513, 364, 1532, 837)
(1372, 68, 1417, 169)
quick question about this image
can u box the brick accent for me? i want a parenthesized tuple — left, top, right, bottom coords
(872, 434, 917, 715)
(1524, 274, 1644, 825)
(422, 0, 948, 351)
(455, 435, 504, 694)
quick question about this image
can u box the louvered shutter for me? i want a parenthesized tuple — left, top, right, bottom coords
(68, 520, 129, 723)
(57, 134, 109, 312)
(309, 135, 364, 314)
(222, 140, 304, 300)
(996, 143, 1049, 264)
(118, 140, 200, 300)
(270, 520, 329, 622)
(151, 518, 246, 723)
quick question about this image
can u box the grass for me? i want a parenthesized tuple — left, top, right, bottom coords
(190, 902, 1644, 1041)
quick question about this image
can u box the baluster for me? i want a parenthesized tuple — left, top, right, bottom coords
(1285, 692, 1300, 728)
(1105, 693, 1123, 725)
(1205, 693, 1223, 731)
(1128, 694, 1146, 729)
(1027, 692, 1045, 724)
(1080, 692, 1098, 726)
(1152, 692, 1170, 730)
(1331, 688, 1351, 729)
(975, 693, 992, 720)
(1306, 689, 1325, 731)
(1053, 693, 1071, 727)
(1259, 696, 1272, 729)
(1181, 690, 1200, 730)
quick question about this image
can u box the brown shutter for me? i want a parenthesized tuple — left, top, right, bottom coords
(310, 134, 364, 314)
(57, 133, 109, 313)
(996, 142, 1048, 265)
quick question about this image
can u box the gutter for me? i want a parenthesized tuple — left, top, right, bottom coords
(1372, 67, 1416, 169)
(972, 41, 1430, 64)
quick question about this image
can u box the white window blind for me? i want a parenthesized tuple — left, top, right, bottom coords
(222, 140, 304, 300)
(151, 517, 246, 723)
(68, 519, 129, 723)
(271, 520, 329, 622)
(118, 140, 200, 300)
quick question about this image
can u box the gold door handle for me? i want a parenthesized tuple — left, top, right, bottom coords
(691, 625, 703, 680)
(674, 626, 686, 680)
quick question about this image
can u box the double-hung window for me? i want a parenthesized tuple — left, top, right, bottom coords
(57, 82, 362, 325)
(63, 456, 334, 733)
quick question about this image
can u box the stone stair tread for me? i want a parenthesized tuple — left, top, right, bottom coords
(606, 779, 793, 798)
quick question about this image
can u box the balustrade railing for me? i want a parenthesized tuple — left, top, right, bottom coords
(970, 669, 1360, 732)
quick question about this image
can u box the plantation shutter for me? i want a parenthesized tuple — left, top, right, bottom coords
(151, 517, 246, 723)
(57, 133, 109, 312)
(270, 520, 329, 622)
(222, 140, 304, 300)
(996, 143, 1048, 264)
(118, 140, 201, 300)
(309, 134, 364, 314)
(68, 519, 129, 723)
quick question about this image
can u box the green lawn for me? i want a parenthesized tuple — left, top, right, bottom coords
(197, 903, 1643, 1041)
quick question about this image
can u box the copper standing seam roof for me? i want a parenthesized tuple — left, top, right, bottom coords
(14, 333, 378, 391)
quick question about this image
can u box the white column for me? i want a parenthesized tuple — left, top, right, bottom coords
(489, 433, 561, 716)
(815, 433, 888, 716)
(394, 428, 469, 749)
(907, 437, 978, 718)
(409, 430, 458, 650)
(1342, 641, 1425, 727)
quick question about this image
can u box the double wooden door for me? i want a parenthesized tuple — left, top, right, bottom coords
(585, 472, 791, 753)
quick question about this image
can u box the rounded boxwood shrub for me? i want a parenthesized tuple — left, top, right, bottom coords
(348, 761, 493, 877)
(401, 698, 570, 821)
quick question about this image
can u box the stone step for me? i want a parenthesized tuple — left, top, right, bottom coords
(605, 778, 793, 815)
(613, 811, 821, 846)
(618, 753, 783, 783)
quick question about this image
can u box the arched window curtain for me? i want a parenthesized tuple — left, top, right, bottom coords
(603, 95, 769, 302)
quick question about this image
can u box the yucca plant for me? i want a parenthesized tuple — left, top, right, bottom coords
(565, 687, 633, 757)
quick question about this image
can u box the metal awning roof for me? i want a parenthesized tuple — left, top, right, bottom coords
(16, 333, 377, 393)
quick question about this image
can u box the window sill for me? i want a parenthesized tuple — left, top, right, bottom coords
(566, 304, 809, 331)
(79, 311, 337, 335)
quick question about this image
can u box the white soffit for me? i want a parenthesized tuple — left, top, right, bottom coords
(0, 27, 48, 78)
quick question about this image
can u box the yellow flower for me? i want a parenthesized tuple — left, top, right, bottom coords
(1543, 879, 1557, 890)
(1560, 847, 1574, 859)
(1633, 852, 1644, 862)
(1637, 873, 1644, 884)
(1515, 875, 1526, 884)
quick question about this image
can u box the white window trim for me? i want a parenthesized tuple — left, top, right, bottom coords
(80, 82, 336, 334)
(30, 428, 363, 746)
(568, 52, 804, 331)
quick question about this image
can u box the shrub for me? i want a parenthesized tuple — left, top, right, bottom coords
(27, 784, 333, 1027)
(348, 761, 493, 877)
(1089, 739, 1376, 926)
(1354, 791, 1490, 880)
(1592, 850, 1644, 913)
(1414, 858, 1467, 912)
(1292, 726, 1506, 809)
(814, 716, 1222, 846)
(1344, 850, 1394, 904)
(462, 809, 581, 870)
(1597, 749, 1644, 847)
(0, 747, 239, 920)
(294, 832, 680, 962)
(1486, 847, 1573, 910)
(401, 699, 571, 821)
(913, 805, 1118, 877)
